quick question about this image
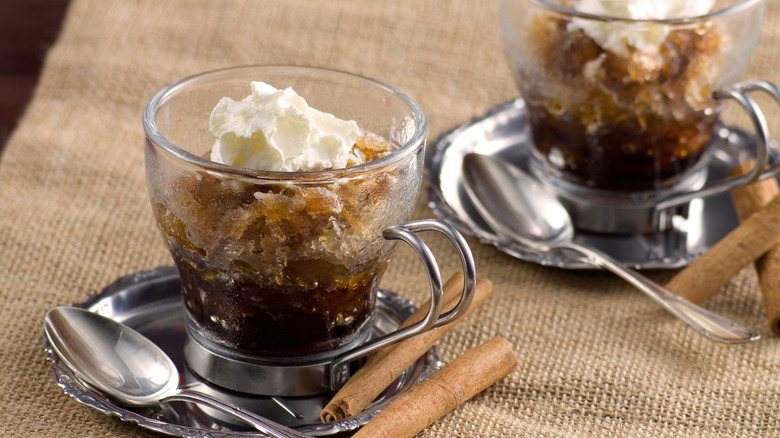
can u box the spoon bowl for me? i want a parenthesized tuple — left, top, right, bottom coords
(463, 153, 573, 247)
(462, 152, 760, 344)
(44, 306, 307, 438)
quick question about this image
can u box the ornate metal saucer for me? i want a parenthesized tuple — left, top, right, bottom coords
(426, 98, 777, 270)
(43, 266, 442, 437)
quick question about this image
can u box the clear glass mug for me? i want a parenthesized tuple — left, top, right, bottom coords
(499, 0, 780, 232)
(143, 66, 475, 395)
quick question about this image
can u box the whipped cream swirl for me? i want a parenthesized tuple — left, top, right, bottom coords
(209, 81, 361, 172)
(570, 0, 716, 55)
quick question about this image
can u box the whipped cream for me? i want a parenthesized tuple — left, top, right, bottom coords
(209, 82, 361, 172)
(570, 0, 715, 55)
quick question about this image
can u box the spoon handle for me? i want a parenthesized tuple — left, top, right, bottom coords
(163, 390, 307, 438)
(560, 241, 761, 343)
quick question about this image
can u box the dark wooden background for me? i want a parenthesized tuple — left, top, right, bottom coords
(0, 0, 70, 151)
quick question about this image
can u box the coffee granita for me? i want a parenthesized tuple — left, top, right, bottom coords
(150, 82, 412, 358)
(521, 0, 725, 191)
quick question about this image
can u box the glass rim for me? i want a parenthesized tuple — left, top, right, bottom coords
(143, 64, 428, 182)
(524, 0, 763, 24)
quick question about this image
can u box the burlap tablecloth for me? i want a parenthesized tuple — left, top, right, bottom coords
(2, 1, 779, 436)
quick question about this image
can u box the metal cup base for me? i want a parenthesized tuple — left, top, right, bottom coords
(528, 152, 710, 235)
(183, 320, 372, 397)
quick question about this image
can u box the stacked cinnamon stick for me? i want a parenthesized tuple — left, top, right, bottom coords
(665, 160, 780, 335)
(321, 273, 517, 437)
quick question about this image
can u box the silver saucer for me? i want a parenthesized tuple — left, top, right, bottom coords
(425, 98, 772, 269)
(44, 266, 442, 437)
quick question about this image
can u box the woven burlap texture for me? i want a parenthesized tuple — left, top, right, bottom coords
(1, 0, 779, 436)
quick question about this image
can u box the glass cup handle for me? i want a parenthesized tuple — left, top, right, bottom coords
(327, 219, 476, 390)
(654, 80, 780, 214)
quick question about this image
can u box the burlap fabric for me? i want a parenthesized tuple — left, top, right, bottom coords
(2, 0, 779, 436)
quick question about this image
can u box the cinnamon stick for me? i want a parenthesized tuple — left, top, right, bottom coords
(351, 337, 517, 438)
(321, 273, 493, 422)
(730, 161, 780, 336)
(664, 189, 780, 304)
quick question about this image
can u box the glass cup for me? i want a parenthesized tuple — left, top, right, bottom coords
(500, 0, 780, 233)
(143, 66, 475, 396)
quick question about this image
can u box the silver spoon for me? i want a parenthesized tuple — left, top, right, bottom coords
(44, 306, 308, 438)
(462, 153, 760, 343)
